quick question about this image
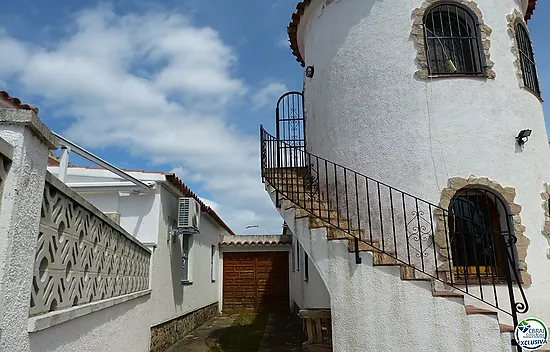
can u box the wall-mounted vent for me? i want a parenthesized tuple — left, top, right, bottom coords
(177, 197, 201, 231)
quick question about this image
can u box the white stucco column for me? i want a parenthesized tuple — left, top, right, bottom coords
(0, 108, 58, 352)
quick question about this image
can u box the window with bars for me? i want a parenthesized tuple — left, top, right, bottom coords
(181, 235, 192, 282)
(423, 3, 485, 75)
(304, 251, 309, 282)
(210, 245, 216, 282)
(515, 22, 541, 97)
(296, 243, 300, 272)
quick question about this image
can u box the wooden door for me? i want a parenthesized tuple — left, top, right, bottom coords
(223, 252, 289, 312)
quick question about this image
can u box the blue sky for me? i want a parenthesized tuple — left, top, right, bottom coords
(0, 1, 548, 234)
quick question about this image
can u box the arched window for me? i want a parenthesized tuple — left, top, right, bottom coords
(423, 3, 485, 75)
(448, 189, 512, 281)
(516, 22, 541, 97)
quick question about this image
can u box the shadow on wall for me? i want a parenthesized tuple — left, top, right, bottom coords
(28, 294, 150, 352)
(119, 193, 156, 238)
(170, 234, 184, 307)
(309, 0, 379, 68)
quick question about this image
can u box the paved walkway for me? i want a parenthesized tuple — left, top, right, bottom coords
(258, 313, 304, 352)
(168, 313, 305, 352)
(165, 315, 236, 352)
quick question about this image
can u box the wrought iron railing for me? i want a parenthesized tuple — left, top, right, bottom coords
(260, 126, 527, 349)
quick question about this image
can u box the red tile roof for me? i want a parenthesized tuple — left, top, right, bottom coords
(0, 91, 39, 114)
(288, 0, 538, 66)
(526, 0, 536, 21)
(288, 0, 311, 67)
(54, 164, 235, 235)
(220, 240, 291, 247)
(165, 174, 235, 236)
(220, 235, 291, 247)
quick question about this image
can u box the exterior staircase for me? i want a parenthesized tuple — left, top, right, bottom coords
(260, 127, 526, 352)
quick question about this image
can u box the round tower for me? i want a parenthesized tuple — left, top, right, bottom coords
(289, 0, 549, 324)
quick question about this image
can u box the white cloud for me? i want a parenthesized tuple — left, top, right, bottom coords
(199, 197, 221, 212)
(0, 6, 282, 234)
(251, 82, 288, 109)
(277, 35, 290, 49)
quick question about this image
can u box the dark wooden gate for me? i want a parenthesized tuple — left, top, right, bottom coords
(223, 252, 289, 312)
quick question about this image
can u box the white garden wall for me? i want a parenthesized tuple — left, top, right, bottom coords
(28, 295, 151, 352)
(0, 107, 153, 352)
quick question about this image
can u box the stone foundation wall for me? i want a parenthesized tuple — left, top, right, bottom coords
(150, 302, 219, 352)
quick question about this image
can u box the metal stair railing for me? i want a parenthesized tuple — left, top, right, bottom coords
(260, 125, 528, 350)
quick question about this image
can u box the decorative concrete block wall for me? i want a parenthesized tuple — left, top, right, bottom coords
(30, 173, 151, 316)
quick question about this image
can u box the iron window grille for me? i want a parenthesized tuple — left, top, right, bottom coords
(296, 242, 300, 271)
(181, 235, 192, 282)
(423, 3, 485, 76)
(304, 251, 309, 282)
(515, 22, 541, 97)
(448, 188, 518, 283)
(210, 245, 216, 282)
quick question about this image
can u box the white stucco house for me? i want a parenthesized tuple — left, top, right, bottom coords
(260, 0, 549, 351)
(47, 159, 234, 352)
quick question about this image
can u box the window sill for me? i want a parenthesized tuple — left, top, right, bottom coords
(27, 289, 152, 333)
(181, 280, 193, 285)
(428, 73, 488, 79)
(521, 86, 544, 103)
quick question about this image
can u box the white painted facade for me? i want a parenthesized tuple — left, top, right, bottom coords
(47, 166, 230, 330)
(294, 0, 550, 328)
(289, 231, 330, 311)
(269, 186, 515, 352)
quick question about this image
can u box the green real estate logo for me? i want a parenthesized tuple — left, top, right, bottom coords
(515, 318, 548, 351)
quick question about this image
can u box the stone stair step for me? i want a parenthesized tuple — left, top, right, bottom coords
(372, 251, 399, 265)
(327, 227, 366, 240)
(432, 291, 464, 299)
(399, 266, 432, 281)
(296, 208, 339, 220)
(282, 199, 329, 211)
(346, 239, 379, 252)
(308, 216, 359, 231)
(499, 324, 514, 333)
(270, 184, 308, 193)
(277, 192, 316, 203)
(299, 200, 331, 211)
(465, 305, 498, 316)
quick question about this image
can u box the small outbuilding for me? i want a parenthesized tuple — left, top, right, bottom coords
(219, 234, 292, 313)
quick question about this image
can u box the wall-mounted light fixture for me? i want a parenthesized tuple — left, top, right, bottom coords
(516, 129, 532, 146)
(305, 66, 315, 78)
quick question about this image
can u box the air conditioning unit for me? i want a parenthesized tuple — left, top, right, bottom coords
(177, 197, 201, 232)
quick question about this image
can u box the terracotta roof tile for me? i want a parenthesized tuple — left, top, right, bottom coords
(48, 156, 60, 166)
(288, 1, 538, 66)
(288, 0, 311, 67)
(220, 240, 291, 247)
(0, 91, 39, 114)
(526, 0, 536, 21)
(219, 234, 292, 247)
(53, 164, 236, 235)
